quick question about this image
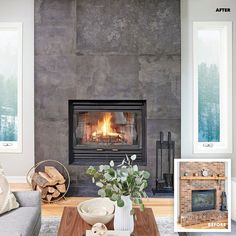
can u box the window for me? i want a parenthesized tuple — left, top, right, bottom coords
(193, 22, 232, 153)
(0, 23, 22, 152)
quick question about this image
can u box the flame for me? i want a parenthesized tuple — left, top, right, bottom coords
(92, 113, 118, 137)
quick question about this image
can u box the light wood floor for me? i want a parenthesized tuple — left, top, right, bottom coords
(10, 183, 174, 217)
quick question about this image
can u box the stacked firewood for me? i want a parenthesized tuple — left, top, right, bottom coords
(32, 166, 66, 202)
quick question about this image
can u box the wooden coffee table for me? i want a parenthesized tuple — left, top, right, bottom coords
(57, 207, 160, 236)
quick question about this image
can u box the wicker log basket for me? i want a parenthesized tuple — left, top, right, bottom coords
(26, 160, 70, 203)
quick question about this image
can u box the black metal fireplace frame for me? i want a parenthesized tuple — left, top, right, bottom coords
(68, 100, 147, 165)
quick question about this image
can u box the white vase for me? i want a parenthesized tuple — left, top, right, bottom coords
(114, 195, 134, 233)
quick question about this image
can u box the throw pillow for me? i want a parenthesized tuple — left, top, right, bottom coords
(0, 163, 19, 214)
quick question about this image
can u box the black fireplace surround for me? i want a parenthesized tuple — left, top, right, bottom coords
(69, 100, 147, 165)
(192, 189, 216, 212)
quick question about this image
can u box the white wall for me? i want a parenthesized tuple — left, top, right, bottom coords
(0, 0, 34, 177)
(181, 0, 236, 177)
(232, 177, 236, 221)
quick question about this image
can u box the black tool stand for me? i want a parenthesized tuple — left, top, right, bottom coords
(152, 132, 175, 195)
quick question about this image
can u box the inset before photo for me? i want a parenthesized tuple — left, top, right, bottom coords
(174, 159, 231, 233)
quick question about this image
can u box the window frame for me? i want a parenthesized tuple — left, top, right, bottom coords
(193, 21, 232, 154)
(0, 22, 23, 153)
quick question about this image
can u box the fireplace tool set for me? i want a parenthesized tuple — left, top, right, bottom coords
(152, 131, 175, 194)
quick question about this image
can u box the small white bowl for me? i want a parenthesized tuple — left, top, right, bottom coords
(77, 198, 115, 225)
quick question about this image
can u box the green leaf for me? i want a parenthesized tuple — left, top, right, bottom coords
(104, 173, 112, 181)
(86, 166, 96, 175)
(105, 189, 112, 197)
(135, 177, 142, 185)
(140, 203, 145, 212)
(130, 208, 135, 215)
(96, 182, 104, 188)
(134, 198, 142, 204)
(130, 154, 136, 161)
(142, 171, 150, 179)
(133, 191, 142, 198)
(109, 169, 116, 177)
(111, 193, 119, 201)
(93, 172, 99, 178)
(106, 183, 112, 189)
(139, 182, 146, 191)
(113, 184, 119, 192)
(99, 165, 105, 172)
(109, 160, 114, 167)
(98, 189, 106, 197)
(120, 168, 128, 176)
(133, 165, 138, 172)
(120, 176, 127, 182)
(117, 183, 123, 189)
(142, 191, 148, 198)
(103, 165, 111, 171)
(117, 198, 125, 207)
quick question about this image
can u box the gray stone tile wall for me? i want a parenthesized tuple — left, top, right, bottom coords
(35, 0, 181, 196)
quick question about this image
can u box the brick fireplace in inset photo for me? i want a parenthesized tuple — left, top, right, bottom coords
(174, 160, 230, 232)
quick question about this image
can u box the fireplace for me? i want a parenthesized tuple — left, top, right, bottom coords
(69, 100, 147, 165)
(192, 189, 216, 212)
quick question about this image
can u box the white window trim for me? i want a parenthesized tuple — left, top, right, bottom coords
(0, 22, 23, 153)
(193, 21, 232, 154)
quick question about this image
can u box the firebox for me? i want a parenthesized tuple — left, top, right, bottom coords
(192, 189, 216, 212)
(69, 100, 147, 165)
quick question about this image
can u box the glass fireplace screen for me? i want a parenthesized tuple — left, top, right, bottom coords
(192, 189, 216, 212)
(69, 100, 146, 164)
(74, 111, 142, 148)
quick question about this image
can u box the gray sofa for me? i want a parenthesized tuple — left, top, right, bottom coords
(0, 191, 41, 236)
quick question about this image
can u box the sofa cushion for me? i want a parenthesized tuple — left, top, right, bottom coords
(0, 207, 41, 236)
(0, 164, 19, 215)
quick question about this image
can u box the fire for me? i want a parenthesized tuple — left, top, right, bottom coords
(92, 112, 118, 137)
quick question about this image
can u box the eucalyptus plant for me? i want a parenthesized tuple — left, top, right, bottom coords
(86, 154, 150, 212)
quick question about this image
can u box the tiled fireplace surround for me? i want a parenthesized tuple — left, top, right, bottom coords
(180, 162, 228, 226)
(34, 0, 181, 195)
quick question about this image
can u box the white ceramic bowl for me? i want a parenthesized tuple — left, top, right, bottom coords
(77, 198, 115, 225)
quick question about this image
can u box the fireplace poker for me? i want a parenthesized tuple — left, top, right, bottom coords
(160, 131, 164, 181)
(168, 132, 171, 174)
(163, 131, 173, 189)
(152, 131, 175, 194)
